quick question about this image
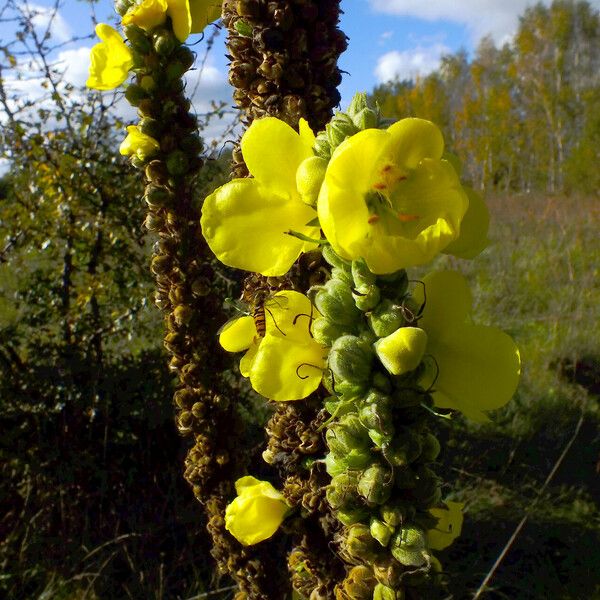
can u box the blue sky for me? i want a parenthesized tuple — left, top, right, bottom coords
(3, 0, 600, 138)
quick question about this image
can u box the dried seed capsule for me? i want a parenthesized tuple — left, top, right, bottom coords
(336, 565, 376, 600)
(326, 471, 361, 510)
(343, 524, 380, 564)
(373, 557, 403, 589)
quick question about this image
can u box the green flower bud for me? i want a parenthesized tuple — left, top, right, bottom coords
(372, 372, 392, 394)
(407, 466, 442, 508)
(326, 414, 370, 457)
(173, 46, 195, 71)
(115, 0, 133, 17)
(368, 300, 405, 338)
(357, 462, 393, 506)
(337, 507, 371, 526)
(324, 396, 357, 418)
(325, 450, 369, 477)
(374, 327, 427, 376)
(346, 93, 380, 131)
(353, 284, 381, 312)
(378, 270, 409, 299)
(390, 526, 429, 567)
(380, 502, 416, 527)
(322, 245, 351, 270)
(124, 84, 148, 106)
(326, 112, 358, 150)
(328, 335, 374, 397)
(420, 433, 441, 462)
(138, 117, 161, 139)
(344, 524, 380, 564)
(370, 517, 394, 547)
(315, 280, 360, 327)
(124, 25, 151, 53)
(331, 265, 354, 287)
(153, 29, 177, 56)
(358, 392, 394, 447)
(166, 150, 189, 176)
(314, 133, 331, 160)
(313, 316, 349, 347)
(296, 155, 328, 207)
(393, 466, 417, 490)
(373, 583, 403, 600)
(373, 558, 404, 590)
(327, 471, 361, 510)
(351, 258, 376, 288)
(382, 429, 422, 467)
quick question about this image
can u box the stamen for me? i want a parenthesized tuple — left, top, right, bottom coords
(368, 214, 380, 225)
(397, 213, 420, 222)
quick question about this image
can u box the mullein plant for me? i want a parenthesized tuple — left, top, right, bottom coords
(86, 2, 294, 597)
(201, 95, 521, 599)
(87, 2, 521, 598)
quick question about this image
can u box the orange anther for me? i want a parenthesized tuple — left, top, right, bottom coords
(397, 213, 419, 222)
(368, 215, 380, 224)
(373, 182, 386, 190)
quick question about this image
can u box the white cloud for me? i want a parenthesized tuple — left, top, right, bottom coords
(375, 43, 450, 83)
(368, 0, 600, 43)
(28, 3, 72, 43)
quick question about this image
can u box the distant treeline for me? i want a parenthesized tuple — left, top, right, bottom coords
(372, 0, 600, 195)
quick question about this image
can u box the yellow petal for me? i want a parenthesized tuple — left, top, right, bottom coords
(427, 501, 464, 551)
(119, 125, 160, 160)
(167, 0, 192, 42)
(122, 0, 168, 31)
(414, 270, 473, 338)
(374, 327, 428, 376)
(201, 178, 318, 276)
(86, 24, 133, 91)
(387, 118, 444, 170)
(444, 187, 490, 259)
(241, 118, 315, 195)
(249, 334, 327, 401)
(265, 290, 320, 342)
(239, 341, 259, 377)
(219, 316, 256, 352)
(190, 0, 222, 31)
(427, 323, 521, 421)
(298, 117, 316, 148)
(225, 476, 289, 545)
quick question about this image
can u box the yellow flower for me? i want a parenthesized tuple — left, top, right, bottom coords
(119, 126, 160, 160)
(219, 291, 327, 401)
(86, 24, 133, 91)
(225, 476, 290, 546)
(374, 326, 428, 376)
(123, 0, 221, 43)
(201, 118, 320, 277)
(413, 271, 521, 422)
(317, 118, 471, 274)
(427, 501, 464, 551)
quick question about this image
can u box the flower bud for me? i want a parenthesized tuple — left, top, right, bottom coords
(390, 526, 428, 567)
(314, 280, 360, 327)
(138, 117, 161, 139)
(358, 392, 394, 447)
(153, 29, 177, 56)
(378, 270, 409, 299)
(124, 84, 147, 106)
(380, 502, 415, 527)
(144, 184, 174, 208)
(357, 462, 392, 506)
(372, 372, 392, 394)
(420, 433, 441, 462)
(115, 0, 133, 16)
(346, 93, 380, 131)
(312, 316, 349, 347)
(166, 150, 189, 175)
(314, 133, 331, 160)
(322, 245, 351, 270)
(326, 414, 370, 456)
(370, 517, 394, 547)
(374, 584, 403, 600)
(326, 112, 358, 150)
(326, 471, 361, 510)
(337, 507, 371, 526)
(407, 466, 442, 508)
(368, 300, 405, 338)
(328, 335, 374, 397)
(336, 565, 376, 600)
(353, 284, 380, 312)
(351, 258, 376, 288)
(296, 156, 328, 207)
(124, 25, 151, 53)
(374, 327, 427, 376)
(382, 429, 422, 467)
(373, 557, 403, 589)
(343, 524, 380, 564)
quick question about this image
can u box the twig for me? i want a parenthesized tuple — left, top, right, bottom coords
(183, 586, 239, 600)
(472, 410, 585, 599)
